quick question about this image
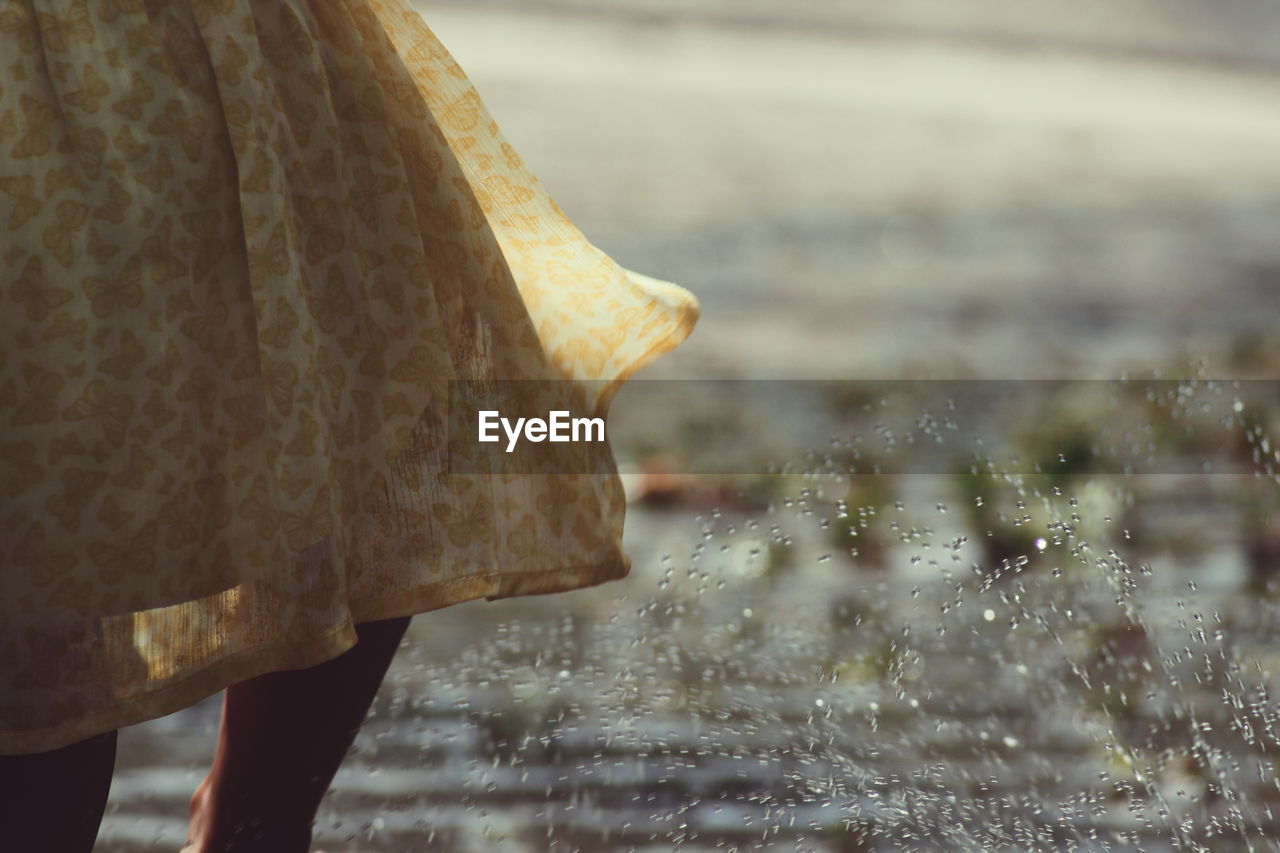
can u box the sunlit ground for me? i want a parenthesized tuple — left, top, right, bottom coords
(100, 1, 1280, 850)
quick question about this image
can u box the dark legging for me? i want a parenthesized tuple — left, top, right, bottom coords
(0, 614, 412, 853)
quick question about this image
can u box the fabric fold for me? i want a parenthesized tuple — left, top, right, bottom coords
(0, 0, 698, 755)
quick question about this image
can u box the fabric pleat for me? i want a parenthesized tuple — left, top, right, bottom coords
(0, 0, 698, 754)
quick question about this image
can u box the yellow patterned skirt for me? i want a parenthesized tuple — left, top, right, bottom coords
(0, 0, 698, 754)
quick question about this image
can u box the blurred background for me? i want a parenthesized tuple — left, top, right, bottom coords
(433, 0, 1280, 380)
(101, 1, 1280, 851)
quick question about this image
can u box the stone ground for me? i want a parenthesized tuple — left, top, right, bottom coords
(97, 1, 1280, 850)
(99, 466, 1280, 852)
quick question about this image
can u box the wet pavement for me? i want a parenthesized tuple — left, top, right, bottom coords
(99, 453, 1280, 851)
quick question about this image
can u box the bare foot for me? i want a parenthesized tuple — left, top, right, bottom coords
(180, 773, 214, 852)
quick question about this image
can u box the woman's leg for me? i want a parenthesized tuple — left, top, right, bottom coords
(0, 729, 118, 853)
(184, 614, 412, 853)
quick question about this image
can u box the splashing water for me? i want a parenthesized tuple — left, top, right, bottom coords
(97, 373, 1280, 853)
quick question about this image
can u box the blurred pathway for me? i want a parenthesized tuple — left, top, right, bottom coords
(419, 1, 1280, 379)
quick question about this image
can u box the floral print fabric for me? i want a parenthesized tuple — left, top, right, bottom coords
(0, 0, 698, 754)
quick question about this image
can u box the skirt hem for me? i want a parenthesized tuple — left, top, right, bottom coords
(0, 556, 629, 755)
(596, 272, 701, 412)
